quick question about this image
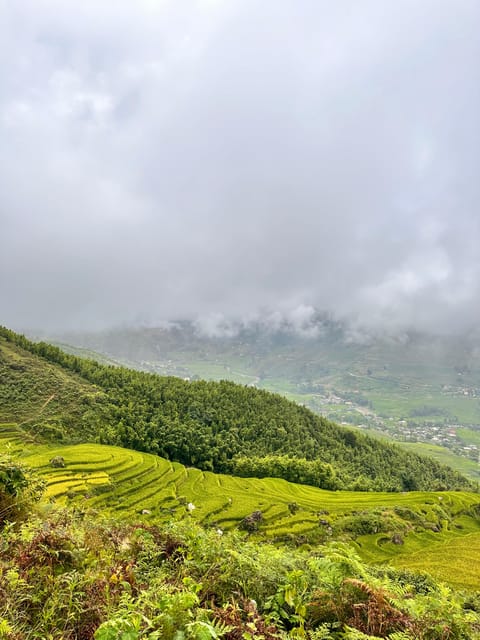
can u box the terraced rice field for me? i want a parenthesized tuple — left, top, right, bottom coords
(394, 531, 480, 590)
(3, 423, 480, 589)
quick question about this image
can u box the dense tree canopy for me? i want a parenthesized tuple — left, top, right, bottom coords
(0, 326, 475, 492)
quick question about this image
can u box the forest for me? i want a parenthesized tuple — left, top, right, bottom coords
(0, 326, 475, 493)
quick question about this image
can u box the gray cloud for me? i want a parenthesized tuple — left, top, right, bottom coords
(1, 0, 480, 334)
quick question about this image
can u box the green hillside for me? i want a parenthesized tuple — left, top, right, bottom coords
(0, 326, 475, 493)
(0, 333, 103, 439)
(2, 423, 480, 592)
(350, 426, 480, 483)
(56, 323, 480, 462)
(2, 327, 480, 639)
(3, 479, 480, 640)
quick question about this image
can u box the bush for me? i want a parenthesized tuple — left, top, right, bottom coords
(0, 456, 44, 526)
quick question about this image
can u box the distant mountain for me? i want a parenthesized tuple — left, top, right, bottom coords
(0, 325, 475, 493)
(50, 318, 480, 392)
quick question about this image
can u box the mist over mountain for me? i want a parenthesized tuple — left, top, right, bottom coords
(1, 1, 480, 336)
(47, 307, 480, 355)
(48, 309, 480, 386)
(3, 5, 480, 634)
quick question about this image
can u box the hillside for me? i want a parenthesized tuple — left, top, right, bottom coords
(0, 326, 476, 493)
(0, 332, 104, 440)
(3, 423, 480, 591)
(52, 322, 480, 464)
(2, 326, 480, 639)
(2, 464, 480, 640)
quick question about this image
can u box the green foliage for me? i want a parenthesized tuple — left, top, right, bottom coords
(232, 455, 338, 490)
(94, 583, 229, 640)
(7, 428, 480, 530)
(0, 327, 475, 494)
(2, 325, 480, 637)
(2, 507, 479, 639)
(334, 512, 404, 537)
(3, 423, 480, 592)
(0, 455, 44, 526)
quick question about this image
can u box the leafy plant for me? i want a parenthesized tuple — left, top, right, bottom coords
(0, 455, 44, 526)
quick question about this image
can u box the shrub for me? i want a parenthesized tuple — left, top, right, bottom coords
(0, 456, 44, 526)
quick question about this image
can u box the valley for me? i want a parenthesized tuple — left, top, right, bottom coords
(51, 322, 480, 479)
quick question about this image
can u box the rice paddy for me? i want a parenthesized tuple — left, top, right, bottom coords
(3, 422, 480, 589)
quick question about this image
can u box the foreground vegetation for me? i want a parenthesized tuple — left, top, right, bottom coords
(1, 458, 480, 639)
(0, 327, 475, 493)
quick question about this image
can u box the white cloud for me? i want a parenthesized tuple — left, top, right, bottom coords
(1, 0, 480, 333)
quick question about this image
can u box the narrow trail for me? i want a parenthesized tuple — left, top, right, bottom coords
(38, 394, 56, 414)
(19, 394, 56, 426)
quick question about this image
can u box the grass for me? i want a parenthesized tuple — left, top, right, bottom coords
(457, 427, 480, 447)
(355, 516, 480, 590)
(3, 423, 480, 590)
(399, 441, 480, 482)
(183, 361, 259, 385)
(367, 390, 480, 423)
(0, 337, 102, 436)
(349, 425, 480, 482)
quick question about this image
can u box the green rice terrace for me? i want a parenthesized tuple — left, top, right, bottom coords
(3, 423, 480, 591)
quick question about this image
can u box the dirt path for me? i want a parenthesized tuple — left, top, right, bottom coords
(19, 394, 56, 426)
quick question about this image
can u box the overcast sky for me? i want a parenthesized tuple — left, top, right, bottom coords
(1, 0, 480, 334)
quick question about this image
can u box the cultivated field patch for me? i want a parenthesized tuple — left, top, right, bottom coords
(2, 423, 480, 589)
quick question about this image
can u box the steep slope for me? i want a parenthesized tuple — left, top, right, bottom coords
(54, 323, 480, 459)
(0, 333, 104, 441)
(0, 326, 475, 492)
